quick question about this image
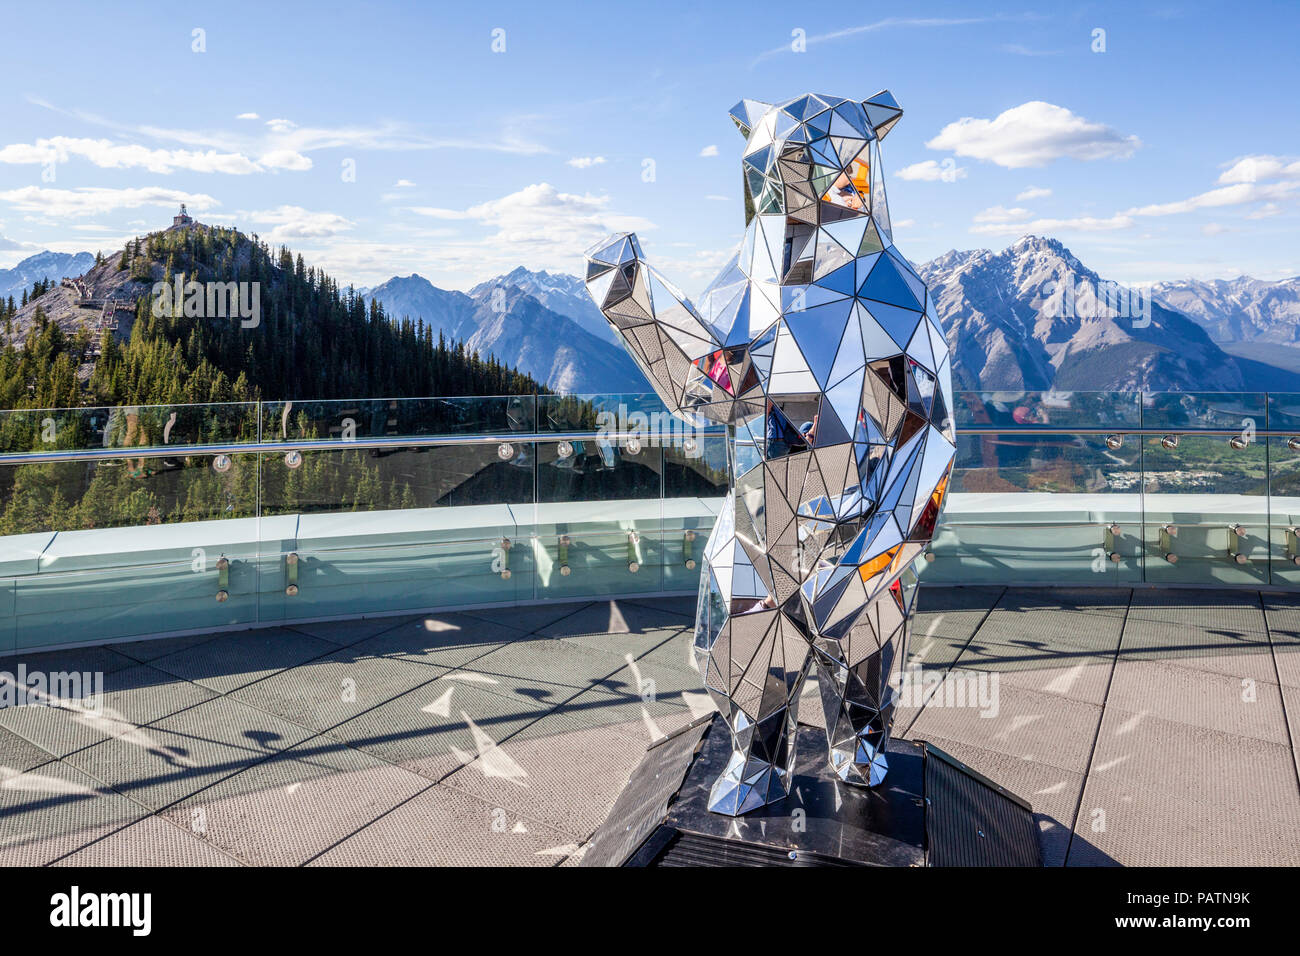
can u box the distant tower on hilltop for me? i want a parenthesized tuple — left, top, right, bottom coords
(173, 204, 193, 227)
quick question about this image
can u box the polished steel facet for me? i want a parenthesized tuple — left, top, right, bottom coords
(585, 91, 954, 815)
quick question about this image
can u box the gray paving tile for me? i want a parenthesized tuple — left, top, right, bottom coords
(346, 612, 522, 670)
(550, 685, 700, 742)
(0, 663, 217, 759)
(111, 632, 223, 663)
(1, 644, 136, 677)
(461, 601, 590, 635)
(538, 599, 695, 639)
(1070, 775, 1300, 866)
(52, 815, 241, 867)
(443, 712, 649, 840)
(1121, 592, 1276, 681)
(1086, 706, 1300, 816)
(149, 628, 337, 694)
(623, 594, 697, 619)
(907, 682, 1102, 774)
(1274, 641, 1300, 689)
(0, 761, 147, 866)
(460, 636, 628, 707)
(308, 783, 576, 866)
(286, 613, 420, 646)
(232, 651, 447, 733)
(0, 724, 55, 772)
(161, 736, 432, 865)
(64, 696, 316, 811)
(326, 679, 550, 778)
(559, 624, 687, 660)
(968, 589, 1127, 658)
(1106, 659, 1290, 745)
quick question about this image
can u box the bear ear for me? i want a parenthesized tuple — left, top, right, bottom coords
(729, 99, 771, 139)
(862, 89, 903, 140)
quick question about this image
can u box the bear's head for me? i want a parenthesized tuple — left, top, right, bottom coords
(729, 92, 902, 225)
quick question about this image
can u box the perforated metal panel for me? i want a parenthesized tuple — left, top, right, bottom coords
(923, 742, 1041, 867)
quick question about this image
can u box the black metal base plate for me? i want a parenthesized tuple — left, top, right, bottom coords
(583, 713, 1042, 867)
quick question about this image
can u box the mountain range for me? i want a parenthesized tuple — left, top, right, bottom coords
(10, 237, 1300, 394)
(363, 272, 640, 394)
(0, 251, 95, 302)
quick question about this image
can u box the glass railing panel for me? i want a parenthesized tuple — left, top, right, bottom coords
(952, 390, 1142, 430)
(1140, 432, 1268, 585)
(1139, 391, 1267, 432)
(536, 392, 674, 433)
(662, 434, 727, 592)
(924, 432, 1143, 585)
(533, 439, 665, 598)
(256, 442, 536, 622)
(0, 401, 259, 453)
(260, 395, 535, 442)
(6, 451, 262, 649)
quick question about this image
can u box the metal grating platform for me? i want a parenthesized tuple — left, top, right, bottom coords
(0, 588, 1297, 866)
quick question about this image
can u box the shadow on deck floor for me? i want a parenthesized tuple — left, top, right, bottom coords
(1, 587, 1298, 866)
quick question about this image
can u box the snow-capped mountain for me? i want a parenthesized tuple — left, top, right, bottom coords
(364, 273, 643, 394)
(1152, 275, 1300, 344)
(916, 236, 1249, 391)
(366, 239, 1300, 395)
(470, 266, 616, 345)
(0, 250, 95, 301)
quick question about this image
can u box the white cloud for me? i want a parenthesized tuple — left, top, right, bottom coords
(236, 112, 260, 121)
(404, 182, 656, 281)
(927, 101, 1140, 168)
(970, 214, 1135, 236)
(1201, 223, 1232, 236)
(1123, 180, 1300, 217)
(566, 156, 606, 169)
(0, 136, 271, 175)
(973, 205, 1031, 223)
(1016, 185, 1052, 201)
(256, 149, 313, 171)
(699, 145, 719, 157)
(895, 159, 966, 181)
(1247, 203, 1283, 220)
(0, 186, 219, 218)
(265, 118, 298, 133)
(891, 218, 916, 228)
(394, 179, 416, 187)
(242, 205, 354, 242)
(1217, 155, 1300, 184)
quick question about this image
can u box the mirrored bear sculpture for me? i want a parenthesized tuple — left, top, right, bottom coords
(584, 91, 955, 815)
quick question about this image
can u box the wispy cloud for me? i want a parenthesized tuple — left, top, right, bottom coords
(752, 15, 1024, 64)
(971, 213, 1135, 236)
(0, 136, 300, 175)
(403, 182, 655, 283)
(240, 205, 354, 242)
(566, 155, 606, 169)
(1002, 43, 1061, 57)
(0, 186, 219, 219)
(1016, 186, 1052, 201)
(699, 145, 719, 157)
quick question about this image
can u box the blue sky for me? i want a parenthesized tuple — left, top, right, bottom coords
(1, 0, 1297, 292)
